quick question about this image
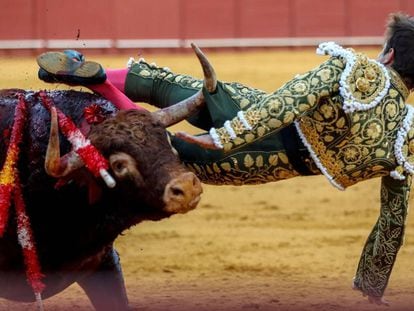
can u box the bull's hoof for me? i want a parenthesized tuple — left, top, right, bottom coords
(37, 50, 106, 85)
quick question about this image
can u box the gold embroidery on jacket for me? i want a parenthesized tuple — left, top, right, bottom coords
(215, 57, 345, 152)
(184, 151, 300, 185)
(389, 69, 409, 100)
(346, 54, 387, 105)
(298, 89, 406, 188)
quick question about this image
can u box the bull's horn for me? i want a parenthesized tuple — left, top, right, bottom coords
(45, 107, 84, 177)
(191, 43, 217, 93)
(152, 43, 217, 127)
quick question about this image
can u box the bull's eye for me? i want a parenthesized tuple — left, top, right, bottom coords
(113, 160, 128, 175)
(109, 152, 139, 179)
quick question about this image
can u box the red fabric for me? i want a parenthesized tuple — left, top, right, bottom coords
(0, 95, 28, 236)
(0, 184, 13, 235)
(77, 145, 108, 177)
(14, 180, 45, 294)
(0, 94, 44, 296)
(106, 68, 128, 92)
(84, 104, 105, 125)
(39, 91, 110, 177)
(89, 80, 144, 111)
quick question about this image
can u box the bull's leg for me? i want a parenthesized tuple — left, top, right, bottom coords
(77, 247, 130, 311)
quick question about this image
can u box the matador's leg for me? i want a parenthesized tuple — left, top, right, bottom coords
(353, 175, 412, 303)
(125, 60, 212, 129)
(124, 59, 273, 130)
(37, 50, 268, 130)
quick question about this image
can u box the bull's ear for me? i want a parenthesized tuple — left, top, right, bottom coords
(109, 152, 140, 180)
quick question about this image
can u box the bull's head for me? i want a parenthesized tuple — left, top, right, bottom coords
(44, 44, 216, 215)
(88, 109, 202, 214)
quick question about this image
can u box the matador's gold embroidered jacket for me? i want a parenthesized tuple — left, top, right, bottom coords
(209, 42, 413, 298)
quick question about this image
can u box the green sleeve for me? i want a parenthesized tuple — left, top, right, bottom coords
(209, 57, 345, 152)
(353, 175, 412, 298)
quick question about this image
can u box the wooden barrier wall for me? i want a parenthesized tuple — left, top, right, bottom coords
(1, 0, 414, 52)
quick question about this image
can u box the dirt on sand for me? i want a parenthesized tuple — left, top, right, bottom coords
(0, 49, 413, 311)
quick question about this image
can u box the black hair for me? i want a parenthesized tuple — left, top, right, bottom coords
(384, 12, 414, 88)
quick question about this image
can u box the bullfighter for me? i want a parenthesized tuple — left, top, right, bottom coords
(36, 12, 414, 305)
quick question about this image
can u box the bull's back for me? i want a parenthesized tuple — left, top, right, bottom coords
(0, 89, 119, 301)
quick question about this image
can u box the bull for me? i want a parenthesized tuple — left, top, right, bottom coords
(0, 48, 215, 310)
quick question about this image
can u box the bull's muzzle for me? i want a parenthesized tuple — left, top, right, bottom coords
(162, 172, 202, 214)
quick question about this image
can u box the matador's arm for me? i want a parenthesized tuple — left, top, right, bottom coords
(205, 57, 345, 152)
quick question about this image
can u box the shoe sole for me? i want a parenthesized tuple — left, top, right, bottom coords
(37, 52, 102, 78)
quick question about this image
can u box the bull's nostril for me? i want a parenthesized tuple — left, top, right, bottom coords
(171, 186, 184, 197)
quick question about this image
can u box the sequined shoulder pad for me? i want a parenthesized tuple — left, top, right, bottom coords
(346, 54, 388, 103)
(317, 42, 391, 113)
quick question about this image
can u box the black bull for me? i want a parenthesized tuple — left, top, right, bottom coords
(0, 89, 203, 310)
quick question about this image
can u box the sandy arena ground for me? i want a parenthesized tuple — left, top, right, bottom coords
(0, 48, 413, 311)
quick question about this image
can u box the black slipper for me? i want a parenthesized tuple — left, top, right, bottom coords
(37, 50, 106, 85)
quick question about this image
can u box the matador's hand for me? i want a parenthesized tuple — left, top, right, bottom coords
(175, 132, 220, 150)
